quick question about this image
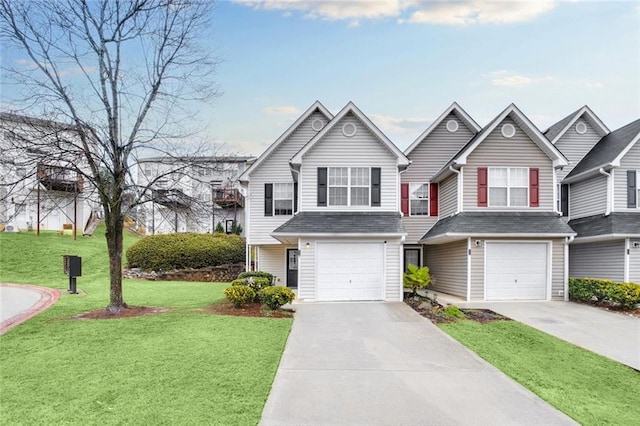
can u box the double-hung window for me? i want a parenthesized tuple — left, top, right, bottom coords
(328, 167, 369, 206)
(488, 167, 528, 207)
(274, 183, 293, 215)
(410, 183, 429, 215)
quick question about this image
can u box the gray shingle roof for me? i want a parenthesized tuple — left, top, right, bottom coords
(568, 213, 640, 238)
(420, 212, 575, 242)
(272, 212, 405, 235)
(543, 107, 582, 143)
(565, 118, 640, 180)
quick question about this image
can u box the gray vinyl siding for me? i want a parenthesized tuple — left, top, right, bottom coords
(258, 244, 288, 286)
(613, 141, 640, 211)
(554, 118, 602, 181)
(300, 112, 399, 212)
(404, 112, 475, 180)
(424, 240, 467, 299)
(439, 174, 458, 218)
(569, 240, 625, 282)
(385, 239, 403, 301)
(569, 175, 607, 219)
(463, 117, 555, 212)
(630, 239, 640, 283)
(403, 216, 437, 244)
(248, 111, 327, 244)
(469, 238, 564, 301)
(298, 239, 315, 300)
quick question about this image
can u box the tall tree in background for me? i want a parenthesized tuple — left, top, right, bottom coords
(0, 0, 218, 312)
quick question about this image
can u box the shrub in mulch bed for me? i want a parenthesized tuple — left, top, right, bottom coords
(203, 301, 294, 319)
(405, 296, 510, 324)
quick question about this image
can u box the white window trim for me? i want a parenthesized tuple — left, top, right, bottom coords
(328, 167, 371, 207)
(409, 182, 429, 216)
(488, 167, 529, 208)
(273, 182, 294, 216)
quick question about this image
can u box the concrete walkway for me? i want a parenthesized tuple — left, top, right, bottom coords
(260, 303, 576, 426)
(459, 301, 640, 370)
(0, 283, 60, 334)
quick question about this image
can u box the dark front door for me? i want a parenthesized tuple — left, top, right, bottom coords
(287, 248, 299, 288)
(404, 248, 421, 272)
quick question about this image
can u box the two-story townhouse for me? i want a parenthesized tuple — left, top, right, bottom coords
(543, 106, 610, 216)
(137, 156, 253, 235)
(0, 112, 100, 234)
(418, 104, 575, 301)
(564, 118, 640, 283)
(401, 102, 480, 270)
(240, 101, 410, 301)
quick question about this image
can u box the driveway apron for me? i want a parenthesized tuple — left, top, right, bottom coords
(260, 302, 576, 426)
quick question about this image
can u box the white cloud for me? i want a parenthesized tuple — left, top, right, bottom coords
(263, 105, 300, 115)
(370, 114, 428, 133)
(406, 1, 556, 25)
(485, 70, 553, 87)
(234, 0, 557, 26)
(584, 80, 604, 89)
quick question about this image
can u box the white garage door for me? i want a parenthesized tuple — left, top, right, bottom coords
(485, 242, 548, 301)
(317, 242, 384, 301)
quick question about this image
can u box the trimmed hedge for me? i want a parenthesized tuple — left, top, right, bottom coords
(231, 277, 273, 300)
(237, 271, 274, 283)
(224, 285, 255, 308)
(569, 278, 640, 309)
(258, 286, 295, 310)
(126, 233, 245, 271)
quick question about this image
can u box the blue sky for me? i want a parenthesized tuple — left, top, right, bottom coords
(1, 1, 639, 157)
(206, 0, 640, 155)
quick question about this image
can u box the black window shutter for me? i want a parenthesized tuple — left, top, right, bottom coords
(371, 167, 381, 207)
(628, 170, 637, 208)
(561, 184, 569, 217)
(293, 182, 298, 213)
(264, 183, 273, 216)
(317, 168, 327, 206)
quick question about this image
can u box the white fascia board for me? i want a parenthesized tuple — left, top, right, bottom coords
(572, 234, 640, 244)
(612, 133, 640, 166)
(420, 231, 576, 244)
(238, 101, 333, 182)
(290, 101, 410, 167)
(272, 232, 407, 238)
(562, 163, 615, 184)
(404, 102, 481, 155)
(549, 106, 610, 145)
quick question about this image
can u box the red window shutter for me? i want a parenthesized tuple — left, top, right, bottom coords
(477, 168, 488, 207)
(401, 183, 409, 216)
(429, 183, 438, 216)
(530, 168, 539, 207)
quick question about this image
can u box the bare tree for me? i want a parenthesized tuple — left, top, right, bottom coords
(0, 0, 219, 312)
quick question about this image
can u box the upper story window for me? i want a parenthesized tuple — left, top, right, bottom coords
(489, 167, 528, 207)
(410, 183, 429, 215)
(274, 183, 293, 215)
(328, 167, 369, 206)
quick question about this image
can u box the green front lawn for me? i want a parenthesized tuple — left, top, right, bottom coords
(440, 321, 640, 426)
(0, 228, 292, 425)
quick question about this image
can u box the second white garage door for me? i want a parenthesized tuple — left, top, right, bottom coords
(317, 242, 384, 301)
(485, 242, 548, 301)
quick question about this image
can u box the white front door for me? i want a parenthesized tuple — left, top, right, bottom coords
(317, 242, 384, 301)
(485, 242, 548, 301)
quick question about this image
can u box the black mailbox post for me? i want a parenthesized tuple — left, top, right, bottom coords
(63, 255, 82, 294)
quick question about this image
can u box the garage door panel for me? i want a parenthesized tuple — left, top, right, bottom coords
(317, 242, 384, 302)
(486, 242, 548, 301)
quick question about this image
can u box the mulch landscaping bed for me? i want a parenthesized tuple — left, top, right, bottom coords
(72, 306, 169, 320)
(570, 299, 640, 318)
(202, 301, 294, 318)
(405, 297, 511, 324)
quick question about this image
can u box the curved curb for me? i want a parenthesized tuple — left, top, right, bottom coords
(0, 283, 60, 335)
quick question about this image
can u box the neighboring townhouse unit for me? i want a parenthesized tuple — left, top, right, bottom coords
(418, 104, 575, 301)
(564, 118, 640, 283)
(137, 156, 253, 235)
(240, 101, 410, 301)
(0, 112, 100, 234)
(401, 102, 481, 269)
(543, 106, 610, 216)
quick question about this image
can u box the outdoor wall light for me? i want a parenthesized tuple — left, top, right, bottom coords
(305, 242, 310, 249)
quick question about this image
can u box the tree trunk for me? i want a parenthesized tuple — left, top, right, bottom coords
(105, 209, 127, 313)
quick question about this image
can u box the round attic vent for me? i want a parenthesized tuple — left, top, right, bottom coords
(575, 121, 587, 135)
(311, 118, 324, 132)
(501, 123, 516, 138)
(446, 119, 459, 133)
(342, 122, 357, 137)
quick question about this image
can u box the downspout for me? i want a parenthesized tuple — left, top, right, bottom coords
(564, 235, 574, 302)
(598, 168, 612, 216)
(449, 165, 462, 214)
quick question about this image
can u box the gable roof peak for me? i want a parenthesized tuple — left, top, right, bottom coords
(544, 105, 610, 144)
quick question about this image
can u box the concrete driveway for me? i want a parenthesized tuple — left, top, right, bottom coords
(0, 283, 60, 334)
(459, 301, 640, 370)
(260, 303, 576, 426)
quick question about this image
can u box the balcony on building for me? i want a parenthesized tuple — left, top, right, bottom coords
(37, 163, 83, 192)
(212, 188, 244, 208)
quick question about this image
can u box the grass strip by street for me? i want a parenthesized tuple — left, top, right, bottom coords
(0, 228, 292, 425)
(439, 320, 640, 426)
